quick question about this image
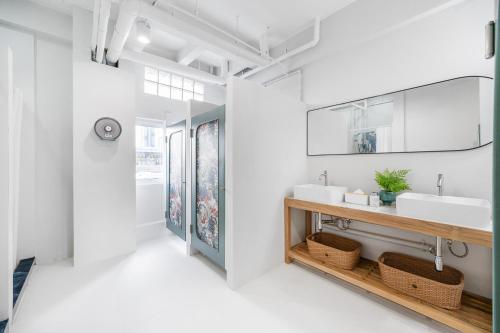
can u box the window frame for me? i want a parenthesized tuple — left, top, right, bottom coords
(143, 66, 205, 102)
(136, 117, 166, 184)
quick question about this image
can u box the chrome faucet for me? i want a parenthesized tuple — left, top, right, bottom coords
(435, 173, 444, 271)
(437, 173, 444, 196)
(319, 170, 328, 186)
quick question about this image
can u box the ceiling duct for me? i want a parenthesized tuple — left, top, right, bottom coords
(233, 67, 255, 77)
(240, 17, 321, 79)
(90, 0, 111, 64)
(106, 0, 141, 65)
(140, 4, 271, 67)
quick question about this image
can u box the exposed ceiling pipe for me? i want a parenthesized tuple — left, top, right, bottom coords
(90, 0, 101, 55)
(103, 0, 272, 70)
(106, 0, 141, 65)
(121, 49, 226, 85)
(155, 0, 265, 57)
(240, 17, 321, 79)
(262, 69, 301, 87)
(141, 4, 271, 67)
(95, 0, 111, 63)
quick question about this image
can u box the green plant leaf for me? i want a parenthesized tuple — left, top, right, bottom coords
(374, 168, 411, 193)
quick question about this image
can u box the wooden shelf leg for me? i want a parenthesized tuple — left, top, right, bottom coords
(284, 203, 292, 264)
(305, 211, 312, 238)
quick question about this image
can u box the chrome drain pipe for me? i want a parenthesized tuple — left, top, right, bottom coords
(322, 219, 435, 254)
(435, 236, 443, 271)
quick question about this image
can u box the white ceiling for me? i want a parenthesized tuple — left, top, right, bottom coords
(29, 0, 357, 68)
(29, 0, 94, 14)
(30, 0, 357, 48)
(126, 27, 187, 59)
(157, 0, 356, 48)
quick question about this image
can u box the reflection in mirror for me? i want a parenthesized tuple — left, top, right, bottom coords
(307, 77, 493, 155)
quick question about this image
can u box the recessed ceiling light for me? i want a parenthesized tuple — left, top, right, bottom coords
(136, 19, 151, 44)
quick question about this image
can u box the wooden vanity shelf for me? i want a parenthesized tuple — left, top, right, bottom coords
(284, 198, 493, 333)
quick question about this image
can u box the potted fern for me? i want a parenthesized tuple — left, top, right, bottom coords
(375, 169, 411, 206)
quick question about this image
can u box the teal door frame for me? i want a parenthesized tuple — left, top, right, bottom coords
(165, 120, 186, 240)
(190, 106, 225, 268)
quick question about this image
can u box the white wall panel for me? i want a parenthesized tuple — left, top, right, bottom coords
(226, 77, 307, 289)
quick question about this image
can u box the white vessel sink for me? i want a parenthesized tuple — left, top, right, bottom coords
(294, 184, 348, 204)
(396, 192, 491, 229)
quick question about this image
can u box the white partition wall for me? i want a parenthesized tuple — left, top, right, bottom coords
(0, 26, 36, 267)
(0, 45, 13, 327)
(0, 20, 73, 266)
(73, 8, 136, 266)
(34, 39, 73, 264)
(225, 77, 308, 289)
(73, 61, 137, 266)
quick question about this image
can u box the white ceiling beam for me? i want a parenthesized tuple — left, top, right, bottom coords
(153, 0, 262, 55)
(177, 45, 203, 66)
(121, 49, 225, 85)
(141, 5, 271, 67)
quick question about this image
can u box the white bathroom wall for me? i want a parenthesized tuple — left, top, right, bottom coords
(308, 110, 349, 155)
(288, 0, 494, 297)
(204, 83, 226, 107)
(0, 45, 13, 324)
(34, 39, 73, 263)
(299, 0, 494, 104)
(0, 26, 36, 264)
(72, 8, 136, 266)
(226, 77, 308, 289)
(73, 60, 137, 266)
(120, 59, 189, 121)
(136, 183, 165, 240)
(0, 0, 72, 42)
(265, 71, 302, 101)
(0, 2, 74, 265)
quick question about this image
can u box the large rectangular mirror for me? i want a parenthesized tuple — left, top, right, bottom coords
(307, 76, 493, 155)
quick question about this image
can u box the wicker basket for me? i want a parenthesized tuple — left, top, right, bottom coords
(306, 232, 361, 270)
(378, 252, 464, 310)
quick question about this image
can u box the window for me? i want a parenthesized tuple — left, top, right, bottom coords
(136, 118, 164, 182)
(144, 66, 205, 102)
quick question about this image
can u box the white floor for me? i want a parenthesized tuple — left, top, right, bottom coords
(11, 234, 457, 333)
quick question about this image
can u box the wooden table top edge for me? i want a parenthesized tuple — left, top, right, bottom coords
(284, 197, 492, 248)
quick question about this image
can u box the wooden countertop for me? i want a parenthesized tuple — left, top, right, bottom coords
(285, 197, 492, 248)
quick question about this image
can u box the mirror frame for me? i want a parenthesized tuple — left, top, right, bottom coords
(307, 75, 494, 156)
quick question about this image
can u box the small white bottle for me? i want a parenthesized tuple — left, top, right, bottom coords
(369, 192, 380, 207)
